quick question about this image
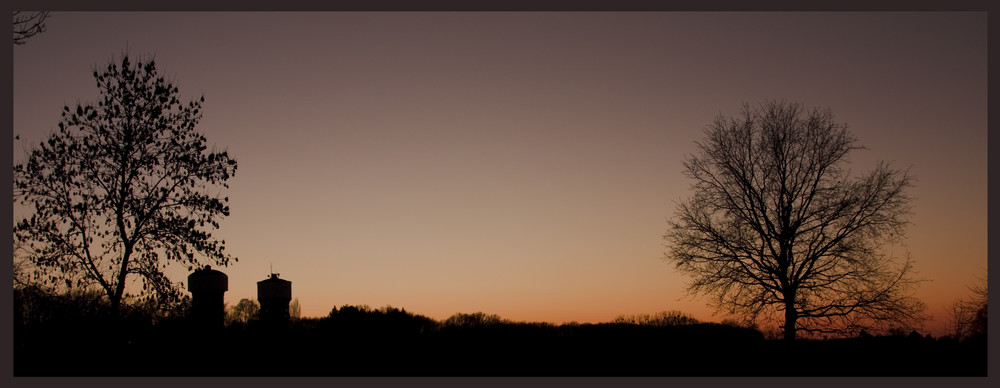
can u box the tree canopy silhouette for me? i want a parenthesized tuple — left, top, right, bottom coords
(13, 53, 238, 311)
(665, 100, 924, 341)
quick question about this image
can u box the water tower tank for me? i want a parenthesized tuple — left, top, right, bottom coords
(257, 273, 292, 327)
(188, 266, 228, 330)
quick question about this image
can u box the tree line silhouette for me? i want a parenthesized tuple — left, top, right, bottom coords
(12, 288, 986, 376)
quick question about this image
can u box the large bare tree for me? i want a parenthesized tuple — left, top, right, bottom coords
(14, 53, 238, 311)
(665, 100, 924, 341)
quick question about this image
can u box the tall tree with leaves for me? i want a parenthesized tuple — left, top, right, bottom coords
(14, 53, 238, 311)
(665, 100, 924, 341)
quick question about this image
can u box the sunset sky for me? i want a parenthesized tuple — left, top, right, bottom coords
(11, 12, 987, 335)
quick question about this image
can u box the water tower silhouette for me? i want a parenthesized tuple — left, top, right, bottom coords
(188, 266, 228, 330)
(257, 273, 292, 328)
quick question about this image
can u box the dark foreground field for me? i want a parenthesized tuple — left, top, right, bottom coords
(14, 311, 986, 376)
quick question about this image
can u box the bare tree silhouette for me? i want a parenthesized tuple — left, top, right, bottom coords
(13, 11, 49, 45)
(13, 52, 238, 312)
(289, 298, 301, 321)
(665, 100, 925, 341)
(227, 298, 260, 326)
(948, 274, 987, 341)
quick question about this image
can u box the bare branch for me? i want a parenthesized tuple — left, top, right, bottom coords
(13, 11, 49, 45)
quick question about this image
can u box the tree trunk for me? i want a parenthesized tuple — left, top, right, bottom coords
(110, 286, 123, 312)
(783, 296, 798, 341)
(109, 244, 133, 313)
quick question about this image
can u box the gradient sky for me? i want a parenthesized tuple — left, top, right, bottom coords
(11, 12, 986, 335)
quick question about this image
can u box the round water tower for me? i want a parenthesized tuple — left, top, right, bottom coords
(257, 273, 292, 327)
(188, 266, 228, 330)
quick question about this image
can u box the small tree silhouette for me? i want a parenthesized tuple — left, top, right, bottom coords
(227, 298, 259, 326)
(948, 275, 987, 341)
(289, 298, 301, 321)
